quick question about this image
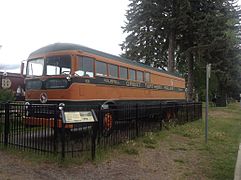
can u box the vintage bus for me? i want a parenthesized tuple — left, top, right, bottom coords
(22, 43, 186, 128)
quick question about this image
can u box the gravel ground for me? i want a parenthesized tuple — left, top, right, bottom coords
(0, 135, 207, 180)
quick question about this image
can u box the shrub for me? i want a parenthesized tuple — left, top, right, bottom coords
(0, 89, 15, 102)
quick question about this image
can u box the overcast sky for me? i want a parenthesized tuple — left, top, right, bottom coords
(0, 0, 129, 72)
(1, 0, 241, 72)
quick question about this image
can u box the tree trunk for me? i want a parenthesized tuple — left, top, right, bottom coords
(216, 78, 227, 107)
(168, 0, 177, 73)
(187, 51, 194, 101)
(168, 30, 175, 73)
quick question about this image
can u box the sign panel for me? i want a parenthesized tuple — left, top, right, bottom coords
(207, 64, 211, 79)
(2, 78, 11, 89)
(64, 111, 95, 123)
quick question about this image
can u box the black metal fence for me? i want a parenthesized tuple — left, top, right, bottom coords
(0, 102, 202, 160)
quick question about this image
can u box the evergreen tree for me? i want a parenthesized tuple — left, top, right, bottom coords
(177, 0, 241, 101)
(121, 0, 176, 69)
(121, 0, 241, 101)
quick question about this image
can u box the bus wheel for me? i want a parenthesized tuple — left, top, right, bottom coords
(163, 110, 177, 129)
(102, 112, 114, 137)
(101, 102, 117, 137)
(166, 111, 172, 121)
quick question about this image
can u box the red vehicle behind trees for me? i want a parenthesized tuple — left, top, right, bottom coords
(0, 71, 25, 101)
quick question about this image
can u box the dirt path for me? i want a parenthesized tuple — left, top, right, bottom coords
(0, 134, 207, 180)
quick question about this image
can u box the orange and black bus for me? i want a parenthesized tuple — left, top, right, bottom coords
(22, 43, 186, 128)
(23, 43, 185, 107)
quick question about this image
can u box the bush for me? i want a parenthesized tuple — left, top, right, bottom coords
(0, 89, 15, 102)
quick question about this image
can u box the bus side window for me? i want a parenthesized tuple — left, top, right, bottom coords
(120, 66, 128, 79)
(108, 64, 118, 78)
(76, 56, 94, 77)
(129, 69, 136, 81)
(46, 56, 71, 75)
(145, 72, 150, 82)
(95, 61, 107, 77)
(137, 71, 144, 81)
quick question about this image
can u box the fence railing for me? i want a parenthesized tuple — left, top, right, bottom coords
(0, 102, 202, 160)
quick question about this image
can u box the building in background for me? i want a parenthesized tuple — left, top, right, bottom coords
(0, 71, 25, 101)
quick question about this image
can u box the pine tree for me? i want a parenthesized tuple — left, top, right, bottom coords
(176, 0, 241, 101)
(121, 0, 176, 69)
(121, 0, 241, 101)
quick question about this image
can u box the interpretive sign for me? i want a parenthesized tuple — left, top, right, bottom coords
(64, 111, 96, 123)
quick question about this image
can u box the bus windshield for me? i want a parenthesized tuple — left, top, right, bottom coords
(27, 58, 44, 76)
(26, 55, 71, 76)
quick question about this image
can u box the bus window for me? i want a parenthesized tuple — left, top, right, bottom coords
(47, 65, 60, 75)
(27, 58, 44, 76)
(46, 55, 71, 75)
(145, 72, 150, 82)
(120, 66, 127, 79)
(76, 56, 94, 77)
(25, 79, 42, 90)
(129, 69, 136, 81)
(95, 61, 107, 76)
(137, 71, 144, 81)
(108, 64, 118, 78)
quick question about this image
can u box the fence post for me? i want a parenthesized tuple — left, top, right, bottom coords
(53, 105, 58, 155)
(97, 106, 102, 145)
(194, 103, 196, 120)
(58, 103, 66, 160)
(181, 104, 184, 123)
(91, 122, 97, 160)
(196, 103, 198, 119)
(4, 102, 10, 147)
(174, 103, 178, 124)
(61, 122, 65, 160)
(160, 103, 163, 130)
(186, 102, 188, 122)
(135, 104, 139, 137)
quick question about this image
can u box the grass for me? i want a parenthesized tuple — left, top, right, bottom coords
(0, 144, 97, 168)
(123, 147, 139, 155)
(170, 103, 241, 179)
(173, 159, 185, 164)
(169, 147, 187, 151)
(0, 145, 63, 164)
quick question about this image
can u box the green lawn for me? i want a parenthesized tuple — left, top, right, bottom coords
(162, 103, 241, 179)
(200, 103, 241, 179)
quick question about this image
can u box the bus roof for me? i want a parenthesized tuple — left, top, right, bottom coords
(29, 43, 182, 78)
